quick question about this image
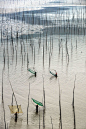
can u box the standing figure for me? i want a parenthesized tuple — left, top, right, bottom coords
(15, 112, 17, 122)
(36, 104, 38, 113)
(35, 72, 36, 77)
(55, 72, 57, 77)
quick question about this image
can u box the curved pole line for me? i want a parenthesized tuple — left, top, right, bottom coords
(8, 79, 18, 106)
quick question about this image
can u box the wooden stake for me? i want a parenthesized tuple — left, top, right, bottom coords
(27, 106, 28, 125)
(39, 107, 40, 129)
(2, 69, 3, 103)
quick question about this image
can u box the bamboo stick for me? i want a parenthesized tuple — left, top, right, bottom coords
(39, 107, 40, 129)
(27, 83, 30, 124)
(2, 69, 4, 103)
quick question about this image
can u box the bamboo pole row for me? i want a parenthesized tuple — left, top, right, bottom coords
(1, 3, 85, 129)
(0, 5, 85, 72)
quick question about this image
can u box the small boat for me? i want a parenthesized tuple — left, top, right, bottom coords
(28, 68, 36, 77)
(50, 70, 57, 77)
(8, 105, 23, 122)
(8, 105, 23, 114)
(31, 98, 43, 106)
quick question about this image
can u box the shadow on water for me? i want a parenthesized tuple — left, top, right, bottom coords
(29, 74, 35, 79)
(9, 117, 23, 129)
(28, 74, 37, 84)
(31, 107, 45, 120)
(50, 75, 57, 80)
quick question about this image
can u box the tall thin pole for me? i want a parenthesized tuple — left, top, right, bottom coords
(9, 80, 18, 106)
(11, 93, 14, 106)
(44, 90, 45, 109)
(43, 77, 45, 109)
(72, 75, 76, 129)
(34, 46, 35, 65)
(27, 83, 30, 125)
(39, 107, 40, 129)
(43, 42, 44, 67)
(43, 76, 45, 129)
(2, 69, 3, 103)
(27, 106, 28, 125)
(50, 116, 53, 129)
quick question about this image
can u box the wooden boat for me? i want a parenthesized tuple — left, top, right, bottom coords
(31, 98, 43, 106)
(28, 68, 37, 77)
(50, 70, 57, 77)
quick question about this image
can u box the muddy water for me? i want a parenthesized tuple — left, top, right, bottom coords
(0, 2, 86, 129)
(0, 32, 86, 129)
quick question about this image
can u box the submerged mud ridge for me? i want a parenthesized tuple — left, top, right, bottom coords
(0, 5, 86, 40)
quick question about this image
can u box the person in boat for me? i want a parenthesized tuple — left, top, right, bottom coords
(55, 72, 57, 77)
(35, 72, 36, 77)
(15, 112, 17, 122)
(36, 104, 38, 113)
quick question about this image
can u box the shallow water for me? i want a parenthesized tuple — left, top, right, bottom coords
(0, 33, 86, 129)
(0, 1, 86, 129)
